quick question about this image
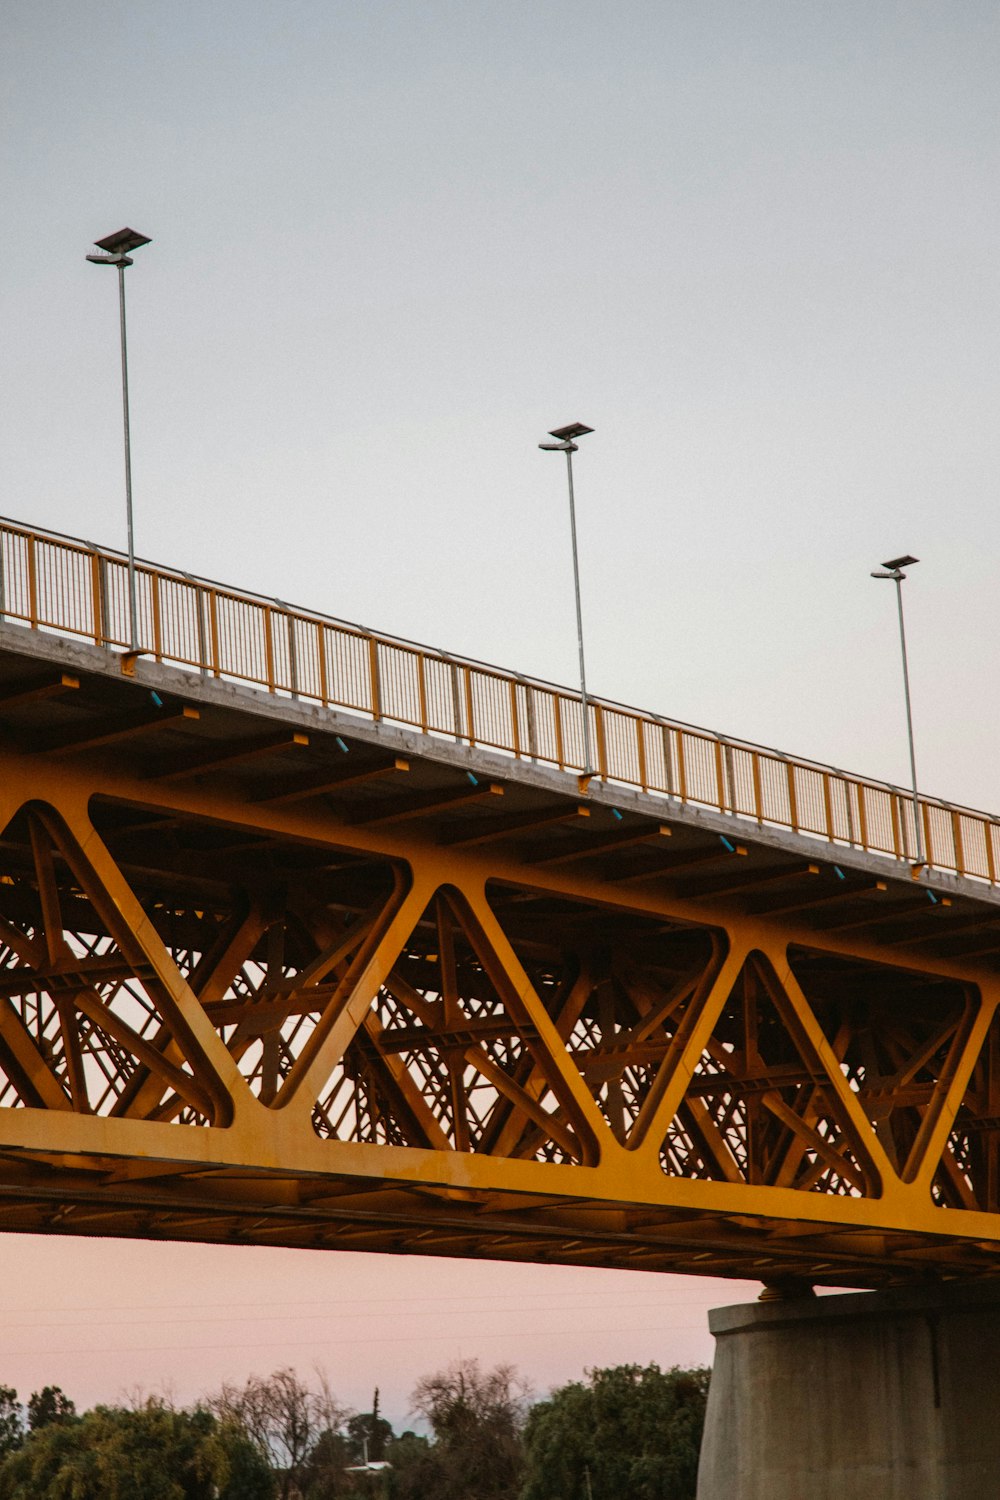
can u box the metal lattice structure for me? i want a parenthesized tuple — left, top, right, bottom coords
(2, 518, 1000, 1287)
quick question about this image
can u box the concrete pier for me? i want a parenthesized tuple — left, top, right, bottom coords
(696, 1281, 1000, 1499)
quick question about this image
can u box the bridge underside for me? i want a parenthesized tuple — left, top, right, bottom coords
(3, 627, 1000, 1287)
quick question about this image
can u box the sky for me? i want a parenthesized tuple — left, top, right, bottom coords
(1, 0, 999, 1420)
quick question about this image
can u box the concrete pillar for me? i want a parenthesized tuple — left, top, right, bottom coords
(696, 1281, 1000, 1499)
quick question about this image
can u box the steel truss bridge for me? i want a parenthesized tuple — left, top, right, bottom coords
(2, 516, 1000, 1289)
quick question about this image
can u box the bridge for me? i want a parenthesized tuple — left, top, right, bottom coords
(1, 514, 1000, 1299)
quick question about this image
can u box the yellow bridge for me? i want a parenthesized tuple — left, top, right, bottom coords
(1, 515, 999, 1290)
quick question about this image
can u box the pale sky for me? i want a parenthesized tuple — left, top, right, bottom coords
(2, 0, 999, 1420)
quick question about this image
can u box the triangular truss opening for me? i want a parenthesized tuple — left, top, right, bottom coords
(484, 882, 722, 1148)
(930, 1010, 1000, 1212)
(312, 887, 589, 1162)
(85, 795, 408, 1112)
(787, 946, 975, 1187)
(661, 951, 879, 1196)
(0, 804, 223, 1123)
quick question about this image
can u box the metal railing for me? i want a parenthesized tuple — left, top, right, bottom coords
(2, 515, 998, 884)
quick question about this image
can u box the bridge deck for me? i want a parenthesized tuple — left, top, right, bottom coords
(1, 521, 999, 1289)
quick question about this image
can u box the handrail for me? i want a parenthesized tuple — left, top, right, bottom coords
(1, 514, 998, 885)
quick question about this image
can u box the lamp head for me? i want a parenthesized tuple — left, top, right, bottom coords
(872, 553, 918, 581)
(86, 227, 151, 267)
(539, 421, 592, 454)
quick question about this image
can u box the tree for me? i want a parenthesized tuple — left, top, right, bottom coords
(27, 1387, 75, 1431)
(404, 1357, 529, 1500)
(0, 1390, 21, 1460)
(383, 1430, 432, 1500)
(208, 1367, 349, 1500)
(521, 1364, 710, 1500)
(347, 1389, 394, 1464)
(0, 1398, 273, 1500)
(301, 1426, 353, 1499)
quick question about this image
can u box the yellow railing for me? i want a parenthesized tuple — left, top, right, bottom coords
(2, 515, 998, 884)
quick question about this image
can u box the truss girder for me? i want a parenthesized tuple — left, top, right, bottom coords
(1, 750, 1000, 1288)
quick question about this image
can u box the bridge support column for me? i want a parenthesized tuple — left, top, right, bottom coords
(696, 1281, 1000, 1499)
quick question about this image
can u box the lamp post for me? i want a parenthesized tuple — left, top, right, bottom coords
(539, 421, 595, 774)
(871, 554, 922, 863)
(86, 226, 152, 651)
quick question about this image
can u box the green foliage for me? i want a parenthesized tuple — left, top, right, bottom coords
(27, 1387, 76, 1431)
(0, 1398, 274, 1500)
(397, 1357, 529, 1500)
(521, 1364, 710, 1500)
(347, 1407, 394, 1464)
(208, 1366, 348, 1500)
(0, 1389, 22, 1460)
(383, 1430, 432, 1500)
(0, 1355, 707, 1500)
(301, 1426, 352, 1498)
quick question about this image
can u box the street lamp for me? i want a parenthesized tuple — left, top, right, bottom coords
(871, 554, 922, 863)
(86, 226, 152, 651)
(539, 421, 594, 774)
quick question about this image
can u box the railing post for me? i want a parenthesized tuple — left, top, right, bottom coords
(821, 772, 834, 842)
(263, 604, 276, 693)
(676, 732, 688, 802)
(0, 528, 6, 621)
(843, 778, 857, 846)
(417, 652, 429, 733)
(857, 783, 869, 851)
(636, 716, 648, 791)
(286, 613, 299, 699)
(751, 751, 764, 823)
(463, 666, 476, 747)
(508, 677, 521, 759)
(715, 739, 729, 812)
(194, 585, 208, 676)
(151, 571, 162, 661)
(317, 622, 329, 705)
(27, 532, 38, 628)
(553, 693, 565, 770)
(785, 761, 799, 832)
(522, 679, 538, 762)
(98, 554, 111, 645)
(594, 703, 608, 779)
(446, 657, 462, 740)
(89, 550, 102, 645)
(660, 722, 674, 795)
(368, 634, 382, 721)
(208, 588, 221, 677)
